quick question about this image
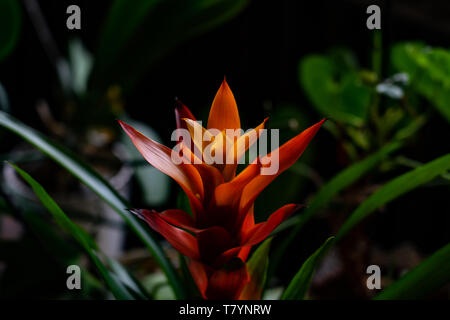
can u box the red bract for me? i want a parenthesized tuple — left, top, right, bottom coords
(119, 80, 324, 299)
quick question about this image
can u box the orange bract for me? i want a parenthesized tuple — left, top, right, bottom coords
(207, 79, 241, 132)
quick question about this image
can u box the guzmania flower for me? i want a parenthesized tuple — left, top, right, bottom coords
(119, 79, 324, 299)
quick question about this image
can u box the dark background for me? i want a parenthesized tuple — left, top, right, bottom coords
(4, 0, 450, 132)
(0, 0, 449, 299)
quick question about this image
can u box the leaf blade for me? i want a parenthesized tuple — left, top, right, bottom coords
(281, 236, 335, 300)
(299, 53, 371, 126)
(240, 238, 272, 300)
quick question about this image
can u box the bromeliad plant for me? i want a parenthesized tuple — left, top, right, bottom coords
(119, 80, 325, 299)
(1, 37, 450, 300)
(2, 75, 449, 300)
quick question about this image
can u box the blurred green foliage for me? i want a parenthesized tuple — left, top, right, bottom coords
(300, 50, 372, 127)
(281, 237, 334, 300)
(392, 42, 450, 123)
(241, 238, 272, 299)
(275, 39, 450, 299)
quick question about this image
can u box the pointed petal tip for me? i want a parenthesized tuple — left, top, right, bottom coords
(174, 99, 183, 112)
(174, 100, 196, 128)
(182, 117, 197, 126)
(303, 118, 327, 137)
(208, 79, 240, 131)
(219, 77, 232, 95)
(282, 204, 305, 215)
(294, 204, 307, 212)
(117, 120, 138, 137)
(117, 119, 129, 127)
(314, 118, 327, 127)
(140, 209, 200, 259)
(174, 97, 185, 108)
(127, 208, 154, 221)
(117, 119, 130, 131)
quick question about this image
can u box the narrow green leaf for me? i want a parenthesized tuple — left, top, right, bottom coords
(8, 162, 136, 300)
(240, 238, 272, 300)
(281, 237, 335, 300)
(392, 42, 450, 123)
(336, 153, 450, 241)
(21, 209, 81, 264)
(107, 257, 151, 300)
(375, 242, 450, 300)
(178, 254, 200, 299)
(0, 111, 185, 298)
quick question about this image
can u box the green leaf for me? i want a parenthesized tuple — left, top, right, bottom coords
(8, 162, 140, 300)
(21, 209, 81, 264)
(391, 42, 450, 123)
(281, 237, 335, 300)
(336, 153, 450, 241)
(107, 257, 151, 299)
(0, 0, 21, 61)
(178, 254, 200, 298)
(270, 141, 401, 273)
(240, 238, 272, 300)
(142, 271, 176, 300)
(92, 0, 249, 90)
(375, 242, 450, 300)
(177, 191, 194, 217)
(0, 111, 185, 299)
(299, 53, 372, 126)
